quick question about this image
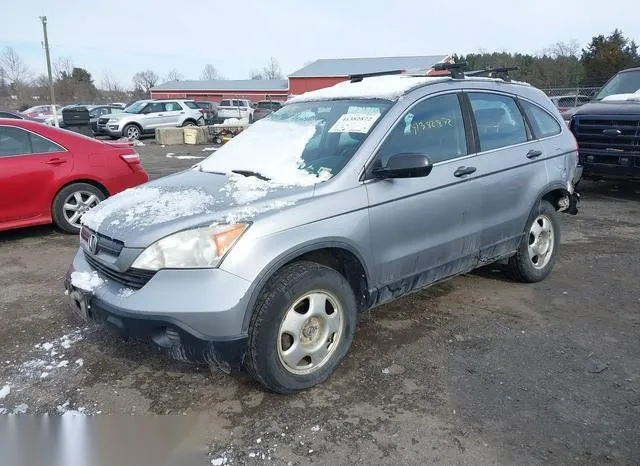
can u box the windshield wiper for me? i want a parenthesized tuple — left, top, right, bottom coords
(231, 170, 271, 181)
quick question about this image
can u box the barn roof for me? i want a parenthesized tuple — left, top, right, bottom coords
(289, 55, 451, 78)
(151, 79, 289, 92)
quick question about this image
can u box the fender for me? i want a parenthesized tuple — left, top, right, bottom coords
(535, 180, 580, 216)
(239, 239, 373, 333)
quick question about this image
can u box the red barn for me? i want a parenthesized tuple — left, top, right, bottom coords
(150, 55, 451, 102)
(150, 79, 289, 103)
(288, 55, 452, 96)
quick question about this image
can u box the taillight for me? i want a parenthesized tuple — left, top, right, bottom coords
(199, 109, 205, 114)
(120, 153, 140, 164)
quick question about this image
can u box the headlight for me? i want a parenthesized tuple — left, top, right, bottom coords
(107, 118, 118, 123)
(131, 224, 249, 271)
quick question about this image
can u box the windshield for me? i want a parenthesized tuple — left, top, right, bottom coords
(123, 102, 148, 114)
(200, 99, 391, 184)
(595, 70, 640, 100)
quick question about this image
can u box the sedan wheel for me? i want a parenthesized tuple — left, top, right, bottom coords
(52, 183, 106, 234)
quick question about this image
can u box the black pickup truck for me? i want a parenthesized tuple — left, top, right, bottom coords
(570, 67, 640, 181)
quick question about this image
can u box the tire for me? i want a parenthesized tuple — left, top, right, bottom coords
(52, 183, 106, 234)
(249, 113, 254, 124)
(122, 124, 141, 140)
(507, 200, 560, 283)
(182, 120, 196, 127)
(245, 261, 357, 394)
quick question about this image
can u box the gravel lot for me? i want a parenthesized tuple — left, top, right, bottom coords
(1, 141, 639, 465)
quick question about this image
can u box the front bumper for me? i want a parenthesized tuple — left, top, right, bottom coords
(65, 249, 252, 369)
(97, 123, 123, 137)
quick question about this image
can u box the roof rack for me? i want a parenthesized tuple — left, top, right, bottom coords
(466, 66, 519, 82)
(349, 69, 405, 83)
(432, 62, 468, 79)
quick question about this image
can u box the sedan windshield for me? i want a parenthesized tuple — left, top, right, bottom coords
(123, 102, 147, 114)
(595, 70, 640, 101)
(199, 99, 391, 184)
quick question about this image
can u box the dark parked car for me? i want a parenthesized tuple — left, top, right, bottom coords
(570, 67, 640, 181)
(0, 110, 39, 121)
(193, 101, 218, 125)
(87, 105, 125, 135)
(252, 100, 283, 121)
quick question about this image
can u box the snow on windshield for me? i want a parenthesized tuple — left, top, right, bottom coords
(200, 120, 329, 186)
(81, 186, 218, 231)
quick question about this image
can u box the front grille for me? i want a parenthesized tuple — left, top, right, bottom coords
(81, 227, 124, 257)
(84, 253, 155, 289)
(573, 116, 640, 154)
(98, 117, 109, 125)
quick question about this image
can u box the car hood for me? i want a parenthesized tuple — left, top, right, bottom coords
(103, 112, 136, 121)
(81, 168, 313, 248)
(573, 100, 640, 117)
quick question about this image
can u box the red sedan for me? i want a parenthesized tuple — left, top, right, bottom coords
(0, 118, 148, 234)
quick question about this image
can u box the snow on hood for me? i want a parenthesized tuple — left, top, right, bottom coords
(199, 120, 331, 188)
(81, 185, 219, 231)
(601, 90, 640, 102)
(287, 75, 445, 103)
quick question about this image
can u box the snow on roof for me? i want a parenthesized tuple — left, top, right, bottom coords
(287, 75, 449, 103)
(289, 55, 450, 78)
(151, 79, 289, 92)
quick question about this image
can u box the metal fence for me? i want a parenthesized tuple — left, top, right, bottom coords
(541, 87, 600, 106)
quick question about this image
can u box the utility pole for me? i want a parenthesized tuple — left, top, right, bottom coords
(39, 16, 58, 127)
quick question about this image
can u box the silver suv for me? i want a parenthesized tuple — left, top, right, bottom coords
(66, 71, 581, 394)
(97, 99, 204, 140)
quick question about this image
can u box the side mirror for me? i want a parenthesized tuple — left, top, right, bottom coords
(372, 153, 433, 179)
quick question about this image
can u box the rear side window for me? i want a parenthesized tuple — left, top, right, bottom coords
(30, 133, 64, 153)
(377, 93, 468, 164)
(220, 100, 231, 107)
(183, 101, 199, 109)
(164, 102, 182, 111)
(520, 100, 562, 139)
(468, 93, 528, 152)
(0, 126, 31, 156)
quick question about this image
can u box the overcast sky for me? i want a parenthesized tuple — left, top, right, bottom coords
(2, 0, 638, 88)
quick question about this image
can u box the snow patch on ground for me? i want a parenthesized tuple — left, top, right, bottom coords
(70, 271, 104, 293)
(0, 385, 10, 399)
(166, 153, 205, 160)
(201, 147, 217, 151)
(132, 139, 145, 146)
(81, 186, 218, 231)
(13, 403, 28, 414)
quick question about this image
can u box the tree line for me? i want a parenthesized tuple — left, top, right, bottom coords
(1, 29, 638, 109)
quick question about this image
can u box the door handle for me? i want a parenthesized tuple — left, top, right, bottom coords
(157, 113, 164, 116)
(180, 111, 185, 114)
(46, 158, 66, 165)
(453, 166, 477, 177)
(527, 149, 543, 159)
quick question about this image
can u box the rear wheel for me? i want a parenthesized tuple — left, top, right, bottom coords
(507, 200, 559, 282)
(122, 124, 141, 140)
(245, 261, 357, 394)
(182, 120, 197, 127)
(52, 183, 105, 234)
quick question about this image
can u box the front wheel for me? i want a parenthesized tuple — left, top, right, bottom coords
(245, 261, 357, 394)
(507, 200, 560, 283)
(122, 124, 141, 140)
(52, 183, 106, 234)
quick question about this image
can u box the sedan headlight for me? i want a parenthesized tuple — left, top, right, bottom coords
(131, 224, 249, 271)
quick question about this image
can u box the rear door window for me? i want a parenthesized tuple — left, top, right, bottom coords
(220, 100, 232, 107)
(520, 100, 562, 139)
(164, 102, 182, 112)
(183, 101, 199, 109)
(0, 126, 31, 156)
(468, 93, 528, 152)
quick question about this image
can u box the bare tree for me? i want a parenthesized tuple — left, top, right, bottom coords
(262, 56, 283, 79)
(102, 71, 123, 92)
(0, 46, 31, 84)
(200, 64, 220, 80)
(165, 68, 183, 82)
(132, 69, 159, 94)
(547, 40, 581, 58)
(250, 69, 264, 80)
(53, 56, 74, 80)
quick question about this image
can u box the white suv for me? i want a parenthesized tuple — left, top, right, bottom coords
(216, 99, 255, 122)
(97, 99, 205, 140)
